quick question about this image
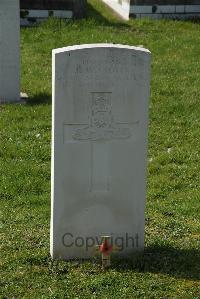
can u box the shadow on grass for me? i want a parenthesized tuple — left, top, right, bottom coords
(24, 245, 200, 280)
(111, 245, 200, 280)
(177, 16, 200, 24)
(26, 92, 51, 105)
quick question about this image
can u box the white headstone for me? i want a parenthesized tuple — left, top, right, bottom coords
(0, 0, 20, 103)
(102, 0, 130, 20)
(51, 44, 151, 259)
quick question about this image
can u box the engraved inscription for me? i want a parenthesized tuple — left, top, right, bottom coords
(72, 92, 131, 141)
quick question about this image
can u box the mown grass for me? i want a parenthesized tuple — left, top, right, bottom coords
(1, 0, 200, 298)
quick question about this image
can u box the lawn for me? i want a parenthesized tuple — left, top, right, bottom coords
(1, 0, 200, 298)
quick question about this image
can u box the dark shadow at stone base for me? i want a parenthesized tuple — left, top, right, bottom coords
(26, 92, 51, 105)
(111, 244, 200, 280)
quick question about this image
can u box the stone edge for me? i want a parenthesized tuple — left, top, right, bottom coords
(52, 44, 151, 55)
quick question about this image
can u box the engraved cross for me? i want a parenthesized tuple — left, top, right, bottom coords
(64, 92, 138, 192)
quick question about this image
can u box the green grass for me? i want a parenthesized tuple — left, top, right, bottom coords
(1, 0, 200, 298)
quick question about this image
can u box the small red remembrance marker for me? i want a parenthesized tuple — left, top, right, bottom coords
(99, 238, 113, 256)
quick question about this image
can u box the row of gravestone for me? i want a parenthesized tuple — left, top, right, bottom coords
(102, 0, 200, 20)
(20, 0, 87, 25)
(0, 1, 151, 260)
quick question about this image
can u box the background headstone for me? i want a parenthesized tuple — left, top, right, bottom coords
(102, 0, 200, 19)
(130, 0, 200, 19)
(0, 0, 20, 103)
(102, 0, 130, 20)
(20, 0, 87, 25)
(51, 44, 151, 259)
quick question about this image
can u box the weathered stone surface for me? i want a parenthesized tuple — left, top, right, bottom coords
(0, 0, 20, 103)
(50, 44, 151, 260)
